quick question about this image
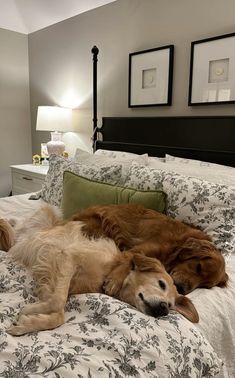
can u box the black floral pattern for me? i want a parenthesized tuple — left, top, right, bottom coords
(0, 251, 223, 377)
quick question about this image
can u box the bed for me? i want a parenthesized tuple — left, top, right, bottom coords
(0, 47, 235, 377)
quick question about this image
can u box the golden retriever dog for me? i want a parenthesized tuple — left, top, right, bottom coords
(0, 218, 15, 251)
(6, 206, 198, 336)
(72, 204, 228, 295)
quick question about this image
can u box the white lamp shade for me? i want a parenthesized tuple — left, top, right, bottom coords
(36, 106, 72, 132)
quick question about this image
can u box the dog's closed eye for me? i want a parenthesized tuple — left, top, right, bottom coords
(196, 263, 202, 274)
(159, 280, 166, 290)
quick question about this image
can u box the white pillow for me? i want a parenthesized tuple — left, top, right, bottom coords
(94, 148, 148, 165)
(148, 157, 166, 168)
(164, 154, 235, 187)
(124, 162, 235, 257)
(165, 154, 234, 170)
(95, 149, 166, 167)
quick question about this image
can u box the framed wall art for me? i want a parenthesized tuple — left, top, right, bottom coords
(128, 45, 174, 107)
(188, 32, 235, 105)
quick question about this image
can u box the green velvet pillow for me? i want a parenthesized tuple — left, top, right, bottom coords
(62, 171, 167, 219)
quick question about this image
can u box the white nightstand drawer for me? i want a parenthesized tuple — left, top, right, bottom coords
(12, 172, 44, 195)
(11, 164, 48, 195)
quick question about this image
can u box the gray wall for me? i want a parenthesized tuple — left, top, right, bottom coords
(0, 28, 32, 197)
(28, 0, 235, 155)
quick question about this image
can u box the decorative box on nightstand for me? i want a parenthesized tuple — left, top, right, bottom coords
(11, 164, 49, 195)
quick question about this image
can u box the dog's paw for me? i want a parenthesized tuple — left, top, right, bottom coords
(102, 278, 113, 293)
(103, 278, 121, 297)
(7, 323, 27, 336)
(6, 314, 31, 336)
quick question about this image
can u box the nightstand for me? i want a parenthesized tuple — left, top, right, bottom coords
(11, 164, 49, 195)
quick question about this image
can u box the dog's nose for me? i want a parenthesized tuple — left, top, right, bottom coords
(150, 301, 169, 317)
(158, 301, 169, 316)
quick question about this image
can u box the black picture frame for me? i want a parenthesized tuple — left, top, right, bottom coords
(128, 45, 174, 107)
(188, 32, 235, 105)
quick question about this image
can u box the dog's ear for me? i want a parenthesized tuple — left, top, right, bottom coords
(217, 272, 229, 288)
(173, 295, 199, 323)
(132, 253, 164, 272)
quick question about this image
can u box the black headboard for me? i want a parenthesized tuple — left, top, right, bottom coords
(95, 116, 235, 167)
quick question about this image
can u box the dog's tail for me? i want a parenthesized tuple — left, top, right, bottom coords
(27, 205, 62, 230)
(0, 219, 15, 251)
(14, 205, 62, 242)
(9, 205, 63, 267)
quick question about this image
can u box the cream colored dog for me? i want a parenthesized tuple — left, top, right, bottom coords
(6, 206, 198, 336)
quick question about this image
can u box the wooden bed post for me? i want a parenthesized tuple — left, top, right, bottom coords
(91, 45, 99, 151)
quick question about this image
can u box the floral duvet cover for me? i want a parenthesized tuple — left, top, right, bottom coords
(0, 250, 224, 378)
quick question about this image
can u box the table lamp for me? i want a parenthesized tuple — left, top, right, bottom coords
(36, 106, 72, 155)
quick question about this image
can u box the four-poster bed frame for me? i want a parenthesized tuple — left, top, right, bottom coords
(91, 46, 235, 167)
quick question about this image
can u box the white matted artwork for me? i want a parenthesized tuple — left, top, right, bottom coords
(188, 32, 235, 105)
(128, 45, 174, 107)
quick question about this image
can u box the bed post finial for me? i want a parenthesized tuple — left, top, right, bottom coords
(92, 45, 99, 56)
(91, 45, 99, 151)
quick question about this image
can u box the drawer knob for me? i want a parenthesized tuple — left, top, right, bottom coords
(22, 176, 33, 181)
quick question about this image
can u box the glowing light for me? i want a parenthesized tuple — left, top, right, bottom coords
(59, 89, 83, 109)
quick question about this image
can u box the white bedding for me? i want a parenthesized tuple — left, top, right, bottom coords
(0, 193, 234, 377)
(190, 255, 235, 377)
(0, 193, 45, 221)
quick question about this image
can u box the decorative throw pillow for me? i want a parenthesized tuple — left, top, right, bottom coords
(40, 155, 123, 207)
(62, 171, 167, 219)
(124, 162, 235, 257)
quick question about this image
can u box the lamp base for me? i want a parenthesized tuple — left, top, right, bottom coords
(47, 131, 65, 155)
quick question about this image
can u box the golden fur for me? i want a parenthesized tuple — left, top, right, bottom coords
(72, 204, 228, 294)
(5, 206, 198, 336)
